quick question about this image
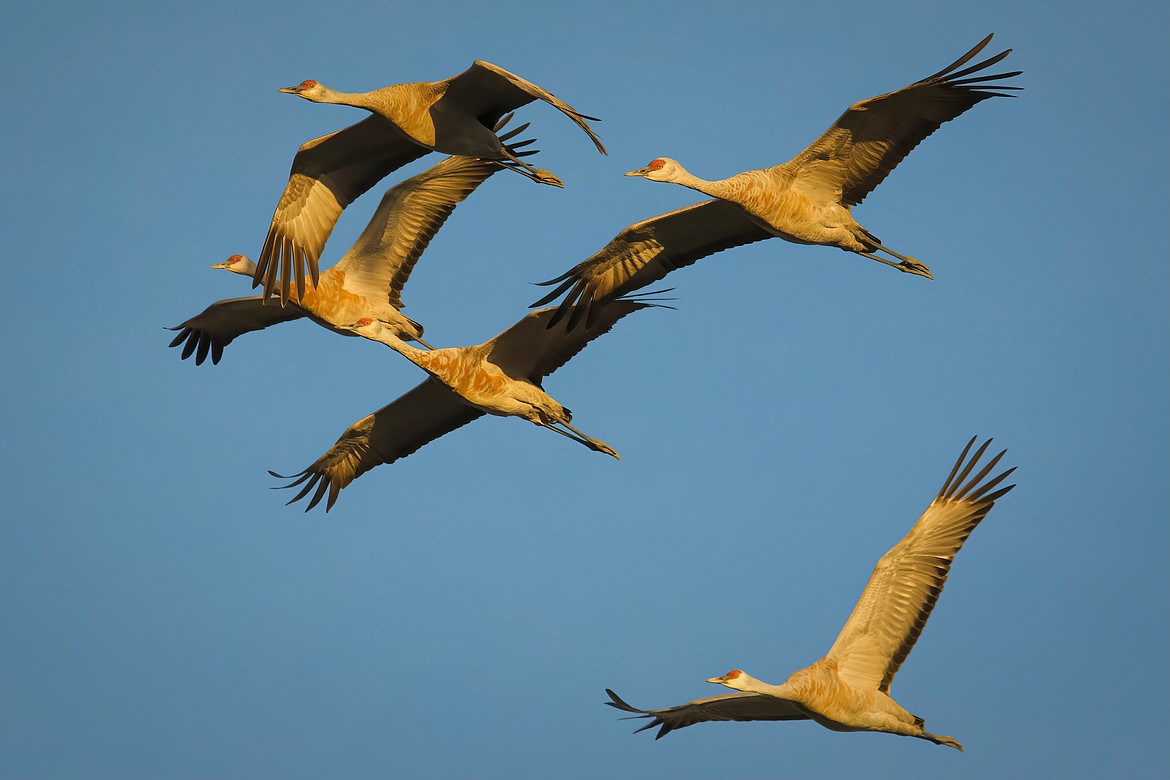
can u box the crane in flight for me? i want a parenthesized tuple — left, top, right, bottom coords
(259, 61, 606, 302)
(168, 130, 534, 365)
(622, 34, 1020, 282)
(606, 436, 1015, 750)
(270, 296, 664, 511)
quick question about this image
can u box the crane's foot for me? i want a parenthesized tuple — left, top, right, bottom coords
(532, 167, 564, 187)
(921, 731, 963, 751)
(588, 439, 620, 459)
(898, 257, 933, 279)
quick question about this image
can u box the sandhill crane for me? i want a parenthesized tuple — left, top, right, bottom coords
(270, 297, 662, 511)
(532, 199, 773, 329)
(624, 34, 1020, 280)
(607, 437, 1015, 749)
(259, 61, 606, 303)
(168, 147, 530, 365)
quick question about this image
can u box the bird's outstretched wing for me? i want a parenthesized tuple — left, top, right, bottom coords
(484, 297, 661, 383)
(532, 199, 772, 330)
(254, 115, 429, 306)
(605, 688, 809, 739)
(270, 378, 483, 512)
(826, 436, 1016, 693)
(785, 33, 1021, 206)
(441, 60, 606, 155)
(331, 119, 536, 308)
(167, 297, 309, 366)
(333, 154, 506, 310)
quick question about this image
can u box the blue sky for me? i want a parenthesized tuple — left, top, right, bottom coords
(1, 1, 1167, 778)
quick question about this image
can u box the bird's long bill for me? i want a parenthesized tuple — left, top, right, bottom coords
(624, 167, 650, 177)
(277, 86, 299, 94)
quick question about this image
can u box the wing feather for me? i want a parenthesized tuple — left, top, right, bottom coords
(166, 297, 308, 366)
(532, 200, 772, 330)
(785, 34, 1021, 206)
(253, 116, 429, 306)
(826, 436, 1016, 693)
(269, 378, 483, 512)
(605, 688, 809, 739)
(332, 154, 507, 310)
(484, 298, 659, 382)
(441, 61, 606, 154)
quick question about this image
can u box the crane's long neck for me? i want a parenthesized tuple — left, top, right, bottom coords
(312, 86, 378, 111)
(664, 165, 740, 202)
(715, 670, 803, 703)
(367, 330, 429, 369)
(319, 84, 431, 128)
(737, 676, 793, 698)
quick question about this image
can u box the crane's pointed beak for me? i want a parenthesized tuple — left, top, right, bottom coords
(277, 86, 300, 94)
(210, 261, 231, 270)
(624, 167, 649, 177)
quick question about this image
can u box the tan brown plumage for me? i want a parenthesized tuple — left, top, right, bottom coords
(270, 297, 661, 511)
(258, 61, 605, 303)
(623, 34, 1020, 281)
(169, 151, 520, 364)
(608, 437, 1015, 749)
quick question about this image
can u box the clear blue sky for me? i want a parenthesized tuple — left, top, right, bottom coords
(1, 1, 1167, 778)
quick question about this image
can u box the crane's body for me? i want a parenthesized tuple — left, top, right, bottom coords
(350, 318, 617, 457)
(625, 34, 1020, 280)
(168, 152, 526, 364)
(270, 300, 660, 511)
(262, 60, 608, 303)
(608, 437, 1016, 750)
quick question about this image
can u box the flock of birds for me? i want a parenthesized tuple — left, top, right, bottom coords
(170, 35, 1020, 751)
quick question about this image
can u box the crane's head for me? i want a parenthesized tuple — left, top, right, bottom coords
(210, 254, 256, 276)
(344, 317, 381, 334)
(706, 669, 755, 692)
(278, 80, 332, 102)
(625, 157, 683, 182)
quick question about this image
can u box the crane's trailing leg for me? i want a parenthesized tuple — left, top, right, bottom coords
(496, 152, 564, 187)
(537, 421, 620, 459)
(487, 113, 564, 186)
(919, 730, 963, 751)
(560, 420, 620, 459)
(855, 250, 934, 279)
(854, 228, 933, 278)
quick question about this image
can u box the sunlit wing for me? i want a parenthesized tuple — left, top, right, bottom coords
(532, 199, 772, 330)
(254, 115, 429, 306)
(167, 297, 309, 366)
(784, 33, 1021, 206)
(269, 378, 483, 512)
(441, 60, 606, 154)
(826, 437, 1016, 693)
(605, 688, 809, 739)
(332, 154, 509, 310)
